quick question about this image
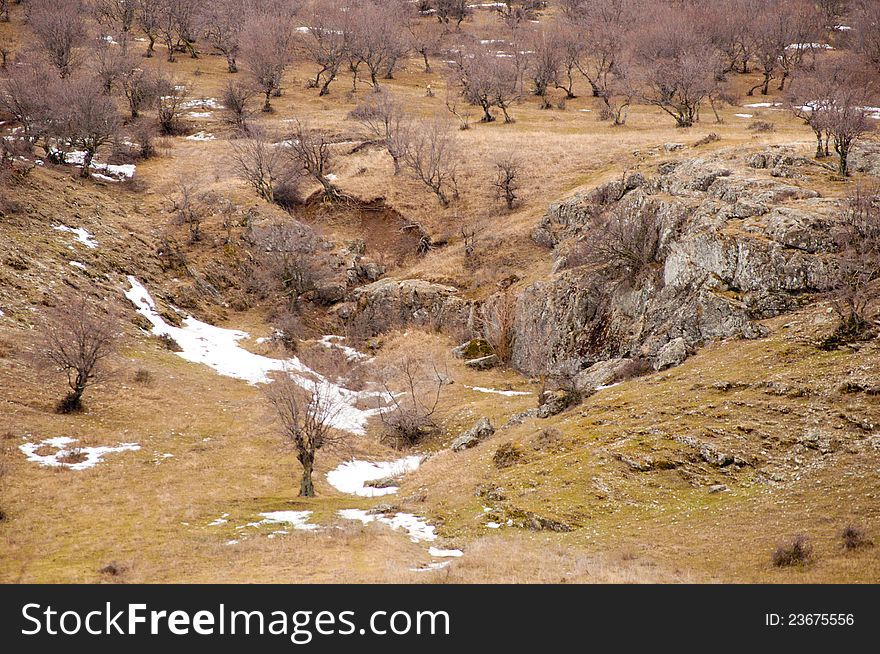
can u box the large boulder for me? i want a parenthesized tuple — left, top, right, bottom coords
(653, 337, 688, 371)
(451, 417, 495, 452)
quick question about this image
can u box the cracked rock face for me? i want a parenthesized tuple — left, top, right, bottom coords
(511, 147, 840, 378)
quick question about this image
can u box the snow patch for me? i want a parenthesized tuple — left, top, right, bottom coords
(124, 277, 383, 434)
(428, 547, 463, 557)
(53, 225, 97, 248)
(69, 261, 86, 270)
(317, 335, 369, 362)
(186, 131, 215, 141)
(337, 508, 436, 542)
(326, 457, 422, 497)
(466, 385, 531, 397)
(257, 510, 318, 531)
(20, 436, 140, 470)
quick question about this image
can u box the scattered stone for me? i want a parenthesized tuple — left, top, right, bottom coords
(708, 484, 728, 494)
(451, 417, 495, 452)
(537, 389, 578, 418)
(364, 476, 400, 489)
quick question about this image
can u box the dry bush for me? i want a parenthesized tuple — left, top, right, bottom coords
(349, 90, 410, 175)
(26, 0, 88, 78)
(378, 356, 445, 447)
(482, 289, 516, 364)
(155, 78, 188, 135)
(133, 368, 153, 385)
(830, 183, 880, 338)
(493, 442, 523, 468)
(230, 130, 284, 203)
(747, 120, 776, 133)
(281, 121, 340, 202)
(772, 534, 813, 567)
(532, 426, 562, 451)
(491, 154, 521, 210)
(841, 525, 873, 551)
(222, 80, 257, 133)
(402, 117, 459, 207)
(38, 291, 119, 414)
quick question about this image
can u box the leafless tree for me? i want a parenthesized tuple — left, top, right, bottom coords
(402, 117, 459, 206)
(120, 65, 161, 119)
(240, 15, 294, 111)
(633, 12, 719, 128)
(26, 0, 89, 78)
(154, 76, 187, 134)
(483, 288, 516, 364)
(171, 181, 204, 242)
(230, 130, 284, 202)
(378, 356, 445, 447)
(349, 2, 409, 89)
(267, 375, 345, 497)
(349, 90, 410, 174)
(853, 0, 880, 71)
(222, 79, 257, 131)
(93, 0, 137, 37)
(134, 0, 162, 57)
(54, 75, 122, 177)
(447, 45, 520, 123)
(0, 0, 9, 22)
(492, 153, 520, 210)
(202, 0, 243, 73)
(432, 0, 470, 29)
(794, 57, 877, 176)
(406, 9, 444, 72)
(0, 62, 55, 141)
(156, 0, 203, 62)
(39, 291, 119, 413)
(301, 3, 350, 96)
(252, 220, 331, 312)
(281, 120, 340, 201)
(831, 182, 880, 335)
(92, 38, 134, 93)
(496, 1, 545, 29)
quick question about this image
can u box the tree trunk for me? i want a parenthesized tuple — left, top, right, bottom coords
(263, 91, 271, 112)
(299, 455, 315, 497)
(80, 150, 94, 178)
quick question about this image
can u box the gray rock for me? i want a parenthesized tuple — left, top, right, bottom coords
(452, 338, 495, 360)
(654, 337, 688, 371)
(537, 389, 578, 418)
(464, 354, 499, 370)
(451, 417, 495, 452)
(708, 484, 728, 494)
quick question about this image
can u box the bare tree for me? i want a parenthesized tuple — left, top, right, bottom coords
(0, 62, 55, 141)
(240, 15, 294, 111)
(402, 117, 459, 206)
(432, 0, 470, 29)
(447, 45, 520, 123)
(26, 0, 89, 78)
(202, 0, 244, 73)
(633, 12, 719, 128)
(134, 0, 162, 57)
(267, 375, 345, 497)
(154, 76, 187, 134)
(406, 9, 443, 72)
(281, 120, 340, 201)
(854, 0, 880, 70)
(156, 0, 203, 62)
(120, 65, 161, 119)
(171, 181, 204, 242)
(39, 291, 118, 413)
(483, 288, 516, 364)
(301, 3, 350, 96)
(496, 1, 545, 28)
(492, 153, 520, 210)
(252, 220, 332, 312)
(349, 90, 410, 174)
(831, 182, 880, 335)
(378, 356, 445, 447)
(230, 130, 284, 202)
(93, 0, 136, 38)
(349, 2, 409, 89)
(54, 75, 122, 177)
(222, 79, 257, 132)
(794, 57, 877, 176)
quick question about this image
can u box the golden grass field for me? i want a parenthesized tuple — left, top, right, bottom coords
(1, 5, 878, 583)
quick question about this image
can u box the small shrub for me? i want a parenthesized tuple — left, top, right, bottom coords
(57, 447, 86, 465)
(99, 562, 127, 576)
(693, 133, 720, 146)
(493, 442, 523, 469)
(748, 120, 775, 133)
(532, 427, 562, 451)
(772, 534, 813, 567)
(842, 525, 872, 551)
(133, 368, 153, 385)
(157, 333, 182, 352)
(56, 393, 85, 414)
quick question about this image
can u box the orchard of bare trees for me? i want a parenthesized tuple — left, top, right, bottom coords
(1, 0, 878, 186)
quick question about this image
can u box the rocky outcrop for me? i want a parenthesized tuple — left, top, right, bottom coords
(451, 417, 495, 451)
(336, 278, 478, 336)
(512, 147, 839, 377)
